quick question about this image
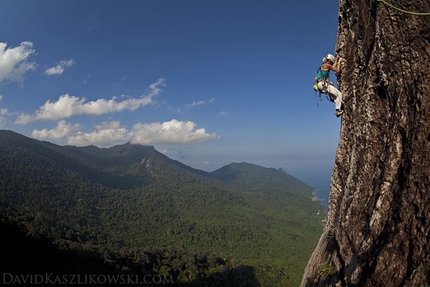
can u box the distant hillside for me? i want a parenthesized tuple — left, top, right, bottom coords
(210, 162, 314, 194)
(0, 130, 325, 286)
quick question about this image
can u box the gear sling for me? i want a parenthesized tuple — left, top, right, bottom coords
(313, 67, 333, 102)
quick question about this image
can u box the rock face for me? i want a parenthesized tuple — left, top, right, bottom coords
(301, 0, 430, 286)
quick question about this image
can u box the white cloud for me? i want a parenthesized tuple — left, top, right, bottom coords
(44, 65, 63, 75)
(186, 101, 205, 108)
(14, 113, 34, 125)
(31, 120, 81, 140)
(0, 108, 7, 127)
(219, 111, 229, 117)
(61, 59, 75, 67)
(0, 41, 36, 84)
(31, 120, 128, 146)
(15, 78, 165, 124)
(0, 95, 7, 126)
(147, 79, 165, 97)
(185, 98, 215, 109)
(44, 59, 75, 75)
(66, 121, 129, 146)
(130, 119, 220, 145)
(31, 118, 219, 147)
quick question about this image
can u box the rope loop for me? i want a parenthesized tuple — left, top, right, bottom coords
(377, 0, 430, 16)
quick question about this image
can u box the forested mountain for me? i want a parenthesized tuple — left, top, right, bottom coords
(0, 130, 325, 286)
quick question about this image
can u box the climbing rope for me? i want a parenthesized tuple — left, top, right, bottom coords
(377, 0, 430, 16)
(342, 0, 429, 76)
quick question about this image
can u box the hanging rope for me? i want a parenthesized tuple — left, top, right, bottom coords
(342, 0, 429, 76)
(377, 0, 430, 16)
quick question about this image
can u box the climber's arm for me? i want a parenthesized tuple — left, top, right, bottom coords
(330, 57, 341, 73)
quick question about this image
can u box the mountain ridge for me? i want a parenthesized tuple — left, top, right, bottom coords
(0, 129, 314, 196)
(0, 129, 324, 286)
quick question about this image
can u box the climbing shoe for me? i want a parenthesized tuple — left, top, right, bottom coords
(336, 110, 344, 117)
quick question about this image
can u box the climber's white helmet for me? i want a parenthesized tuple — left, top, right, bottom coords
(325, 54, 336, 63)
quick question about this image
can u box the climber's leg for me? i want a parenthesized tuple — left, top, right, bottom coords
(327, 85, 343, 110)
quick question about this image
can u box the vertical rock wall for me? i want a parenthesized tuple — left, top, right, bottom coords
(301, 0, 430, 286)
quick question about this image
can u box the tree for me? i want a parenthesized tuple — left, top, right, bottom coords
(301, 0, 430, 286)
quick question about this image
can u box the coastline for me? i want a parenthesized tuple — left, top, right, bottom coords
(311, 190, 321, 202)
(311, 188, 329, 211)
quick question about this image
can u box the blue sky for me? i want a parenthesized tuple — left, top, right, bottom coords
(0, 0, 340, 196)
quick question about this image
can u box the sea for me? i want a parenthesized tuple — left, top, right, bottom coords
(295, 172, 331, 211)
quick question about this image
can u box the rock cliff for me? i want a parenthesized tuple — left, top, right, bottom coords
(301, 0, 430, 286)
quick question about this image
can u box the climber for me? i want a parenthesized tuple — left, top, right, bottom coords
(315, 54, 343, 117)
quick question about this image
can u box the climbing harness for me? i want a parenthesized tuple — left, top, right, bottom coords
(313, 67, 334, 106)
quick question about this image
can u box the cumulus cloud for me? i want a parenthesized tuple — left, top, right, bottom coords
(31, 120, 81, 140)
(44, 59, 75, 75)
(15, 78, 166, 124)
(31, 118, 219, 147)
(0, 41, 36, 84)
(32, 120, 128, 146)
(67, 121, 129, 146)
(130, 119, 220, 145)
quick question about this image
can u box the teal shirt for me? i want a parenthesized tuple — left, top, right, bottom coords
(317, 68, 329, 80)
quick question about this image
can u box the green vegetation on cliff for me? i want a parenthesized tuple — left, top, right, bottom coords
(0, 130, 325, 286)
